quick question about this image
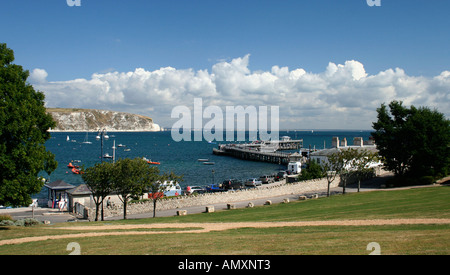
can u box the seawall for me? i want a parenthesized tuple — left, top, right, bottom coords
(97, 177, 337, 219)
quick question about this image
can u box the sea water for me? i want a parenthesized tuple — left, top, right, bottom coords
(34, 130, 373, 199)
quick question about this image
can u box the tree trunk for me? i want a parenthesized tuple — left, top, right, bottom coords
(95, 202, 101, 221)
(123, 198, 127, 220)
(342, 177, 347, 194)
(327, 181, 331, 197)
(153, 200, 157, 218)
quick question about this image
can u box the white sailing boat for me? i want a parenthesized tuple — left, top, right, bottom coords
(82, 132, 92, 144)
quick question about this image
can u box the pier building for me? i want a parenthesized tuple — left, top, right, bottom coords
(212, 138, 303, 164)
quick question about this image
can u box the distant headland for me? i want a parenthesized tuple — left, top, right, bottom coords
(46, 108, 161, 132)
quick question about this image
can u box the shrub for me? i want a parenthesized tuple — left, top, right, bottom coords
(14, 218, 41, 227)
(0, 214, 15, 227)
(24, 218, 41, 227)
(298, 160, 325, 181)
(0, 217, 41, 227)
(0, 220, 15, 226)
(418, 176, 435, 186)
(0, 214, 13, 221)
(387, 175, 436, 187)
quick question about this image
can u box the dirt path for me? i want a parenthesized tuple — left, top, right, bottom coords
(2, 218, 450, 246)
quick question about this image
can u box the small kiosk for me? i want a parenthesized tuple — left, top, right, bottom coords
(66, 184, 93, 213)
(44, 180, 75, 210)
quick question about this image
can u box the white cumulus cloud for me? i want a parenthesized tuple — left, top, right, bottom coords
(29, 68, 48, 83)
(31, 55, 450, 130)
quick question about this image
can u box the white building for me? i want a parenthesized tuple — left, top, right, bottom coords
(310, 136, 381, 172)
(286, 152, 303, 174)
(287, 161, 302, 174)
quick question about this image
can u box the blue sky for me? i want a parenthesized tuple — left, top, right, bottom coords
(1, 0, 449, 129)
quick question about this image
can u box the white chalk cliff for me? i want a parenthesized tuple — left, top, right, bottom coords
(47, 108, 161, 132)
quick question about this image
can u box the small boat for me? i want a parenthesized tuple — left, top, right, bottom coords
(67, 162, 79, 169)
(82, 132, 92, 144)
(203, 162, 215, 165)
(71, 168, 83, 174)
(67, 135, 76, 142)
(143, 157, 160, 165)
(103, 153, 113, 159)
(118, 144, 126, 147)
(197, 159, 209, 162)
(124, 148, 131, 152)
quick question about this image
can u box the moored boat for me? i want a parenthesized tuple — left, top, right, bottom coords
(103, 153, 113, 159)
(67, 162, 79, 169)
(71, 167, 83, 174)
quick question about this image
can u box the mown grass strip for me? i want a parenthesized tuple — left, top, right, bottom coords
(1, 186, 449, 255)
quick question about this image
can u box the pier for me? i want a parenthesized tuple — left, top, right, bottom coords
(212, 138, 303, 164)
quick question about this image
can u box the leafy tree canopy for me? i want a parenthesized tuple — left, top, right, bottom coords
(372, 100, 450, 179)
(298, 159, 325, 181)
(0, 43, 57, 207)
(82, 161, 115, 221)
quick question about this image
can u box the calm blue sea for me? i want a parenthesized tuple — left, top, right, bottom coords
(35, 130, 373, 199)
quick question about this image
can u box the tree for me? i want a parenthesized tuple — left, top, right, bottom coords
(0, 43, 57, 207)
(298, 159, 325, 181)
(372, 101, 450, 179)
(353, 150, 379, 192)
(147, 171, 183, 218)
(112, 158, 151, 219)
(323, 154, 344, 197)
(328, 149, 360, 195)
(82, 157, 182, 220)
(328, 148, 378, 194)
(82, 162, 114, 221)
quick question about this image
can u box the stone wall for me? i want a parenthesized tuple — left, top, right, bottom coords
(93, 177, 337, 220)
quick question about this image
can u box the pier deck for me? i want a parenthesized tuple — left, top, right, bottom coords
(212, 139, 303, 164)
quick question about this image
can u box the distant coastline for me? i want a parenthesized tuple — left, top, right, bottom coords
(46, 108, 161, 132)
(48, 129, 162, 132)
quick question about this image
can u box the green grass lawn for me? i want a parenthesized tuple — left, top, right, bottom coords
(1, 186, 449, 255)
